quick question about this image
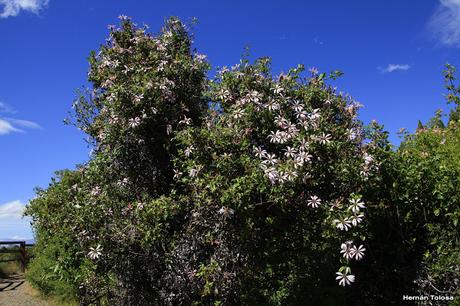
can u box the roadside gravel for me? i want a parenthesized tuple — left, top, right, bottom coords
(0, 273, 51, 306)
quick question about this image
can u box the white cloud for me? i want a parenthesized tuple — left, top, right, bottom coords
(0, 117, 41, 135)
(0, 0, 49, 18)
(0, 201, 33, 241)
(0, 118, 22, 134)
(0, 102, 41, 135)
(378, 64, 411, 73)
(0, 200, 26, 220)
(11, 235, 26, 240)
(6, 118, 41, 129)
(429, 0, 460, 47)
(0, 101, 15, 113)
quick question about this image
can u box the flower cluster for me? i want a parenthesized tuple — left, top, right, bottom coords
(173, 57, 378, 293)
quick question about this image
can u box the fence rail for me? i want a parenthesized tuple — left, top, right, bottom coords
(0, 241, 34, 272)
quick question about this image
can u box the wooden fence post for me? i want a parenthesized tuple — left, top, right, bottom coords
(19, 242, 26, 273)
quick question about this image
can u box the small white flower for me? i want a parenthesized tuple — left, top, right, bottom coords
(285, 170, 297, 181)
(184, 146, 194, 157)
(295, 110, 308, 120)
(266, 102, 280, 111)
(133, 94, 144, 103)
(264, 167, 279, 184)
(317, 133, 332, 145)
(91, 186, 101, 197)
(349, 213, 364, 226)
(333, 218, 352, 231)
(278, 171, 289, 184)
(278, 131, 290, 143)
(274, 116, 288, 128)
(286, 123, 299, 136)
(348, 198, 365, 213)
(291, 100, 303, 112)
(88, 245, 102, 260)
(271, 84, 284, 95)
(299, 139, 310, 151)
(218, 206, 235, 218)
(179, 116, 192, 126)
(166, 124, 173, 135)
(363, 152, 374, 164)
(284, 146, 297, 158)
(117, 178, 129, 187)
(218, 66, 229, 74)
(233, 108, 245, 119)
(248, 90, 262, 103)
(173, 169, 183, 180)
(221, 153, 232, 159)
(262, 153, 278, 166)
(309, 108, 321, 120)
(297, 151, 313, 163)
(267, 131, 279, 143)
(218, 89, 231, 101)
(307, 195, 322, 208)
(350, 245, 366, 260)
(360, 169, 370, 178)
(128, 117, 141, 128)
(335, 271, 355, 286)
(347, 128, 357, 141)
(253, 146, 267, 159)
(195, 53, 207, 63)
(340, 241, 354, 260)
(189, 168, 199, 177)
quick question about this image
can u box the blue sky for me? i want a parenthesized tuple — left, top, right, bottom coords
(1, 0, 459, 240)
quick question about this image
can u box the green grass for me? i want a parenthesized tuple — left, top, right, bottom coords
(0, 249, 22, 277)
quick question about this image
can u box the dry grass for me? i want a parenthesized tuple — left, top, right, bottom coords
(0, 261, 21, 277)
(23, 283, 79, 306)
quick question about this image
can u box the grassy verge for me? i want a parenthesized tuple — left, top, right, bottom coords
(0, 250, 22, 277)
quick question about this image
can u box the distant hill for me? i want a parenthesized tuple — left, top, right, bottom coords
(0, 238, 35, 244)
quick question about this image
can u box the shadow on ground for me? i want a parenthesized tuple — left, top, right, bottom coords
(0, 273, 25, 292)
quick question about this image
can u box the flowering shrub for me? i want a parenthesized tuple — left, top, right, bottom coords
(27, 16, 210, 305)
(168, 57, 383, 304)
(25, 17, 459, 305)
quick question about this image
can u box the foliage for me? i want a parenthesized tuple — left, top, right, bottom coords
(25, 17, 460, 306)
(27, 15, 209, 305)
(25, 169, 85, 302)
(394, 67, 460, 302)
(168, 58, 381, 305)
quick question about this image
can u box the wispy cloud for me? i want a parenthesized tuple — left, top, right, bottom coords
(378, 64, 411, 74)
(0, 200, 25, 220)
(0, 101, 41, 135)
(0, 200, 32, 240)
(0, 118, 22, 134)
(6, 118, 41, 129)
(313, 37, 324, 46)
(0, 0, 49, 18)
(0, 117, 41, 135)
(0, 101, 15, 113)
(429, 0, 460, 47)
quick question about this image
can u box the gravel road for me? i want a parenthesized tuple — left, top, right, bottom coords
(0, 273, 51, 306)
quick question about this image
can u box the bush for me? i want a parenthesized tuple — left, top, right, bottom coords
(25, 17, 460, 305)
(167, 57, 382, 305)
(393, 65, 460, 302)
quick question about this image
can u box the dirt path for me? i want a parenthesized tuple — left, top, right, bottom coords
(0, 273, 51, 306)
